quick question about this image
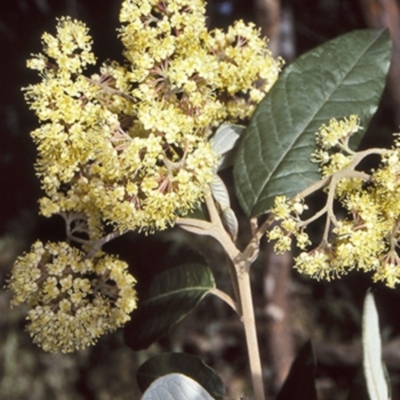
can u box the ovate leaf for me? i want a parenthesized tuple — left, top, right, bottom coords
(234, 29, 391, 217)
(210, 174, 239, 241)
(124, 264, 215, 350)
(276, 341, 317, 400)
(137, 353, 225, 400)
(362, 290, 389, 400)
(141, 373, 215, 400)
(211, 124, 244, 171)
(221, 208, 239, 241)
(210, 175, 239, 240)
(210, 174, 231, 208)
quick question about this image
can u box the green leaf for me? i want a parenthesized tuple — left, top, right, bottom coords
(141, 373, 215, 400)
(234, 29, 391, 217)
(362, 290, 389, 400)
(124, 264, 215, 350)
(276, 341, 317, 400)
(137, 353, 225, 400)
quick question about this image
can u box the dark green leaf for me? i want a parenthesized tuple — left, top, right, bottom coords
(124, 264, 215, 350)
(137, 353, 225, 400)
(234, 29, 391, 217)
(276, 341, 317, 400)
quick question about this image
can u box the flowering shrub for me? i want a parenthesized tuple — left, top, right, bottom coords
(7, 0, 395, 399)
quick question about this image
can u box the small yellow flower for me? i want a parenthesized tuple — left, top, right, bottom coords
(267, 226, 292, 253)
(270, 196, 292, 220)
(294, 247, 337, 280)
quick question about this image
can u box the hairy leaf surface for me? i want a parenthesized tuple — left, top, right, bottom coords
(362, 290, 389, 400)
(141, 373, 215, 400)
(137, 353, 224, 400)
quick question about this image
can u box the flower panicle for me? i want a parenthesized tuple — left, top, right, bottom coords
(23, 0, 282, 235)
(268, 114, 400, 288)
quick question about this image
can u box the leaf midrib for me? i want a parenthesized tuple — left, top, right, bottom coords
(145, 285, 214, 303)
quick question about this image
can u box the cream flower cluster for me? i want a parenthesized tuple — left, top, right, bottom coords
(268, 115, 400, 288)
(24, 0, 282, 235)
(9, 241, 137, 353)
(14, 0, 282, 352)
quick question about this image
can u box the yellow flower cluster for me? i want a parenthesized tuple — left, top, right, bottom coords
(24, 0, 282, 235)
(15, 0, 282, 352)
(267, 196, 311, 252)
(9, 241, 137, 353)
(268, 115, 400, 288)
(312, 115, 361, 177)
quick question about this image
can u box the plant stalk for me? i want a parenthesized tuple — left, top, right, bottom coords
(236, 266, 266, 400)
(178, 193, 266, 399)
(206, 193, 266, 400)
